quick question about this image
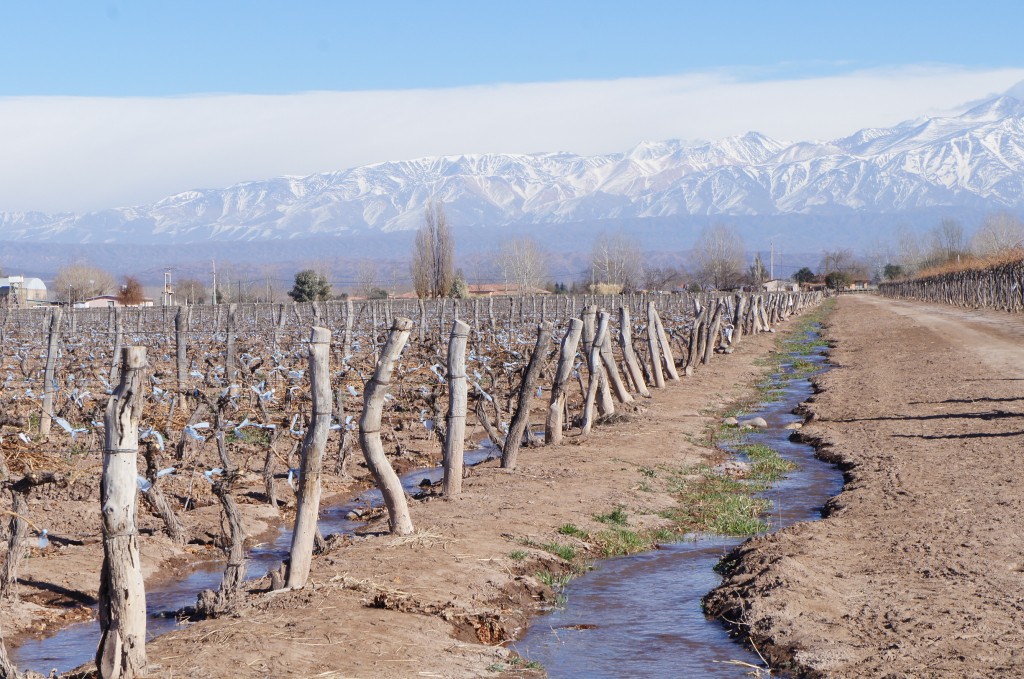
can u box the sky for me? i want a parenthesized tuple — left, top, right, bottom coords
(3, 0, 1024, 213)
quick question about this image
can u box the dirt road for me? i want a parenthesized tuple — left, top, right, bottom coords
(708, 295, 1024, 677)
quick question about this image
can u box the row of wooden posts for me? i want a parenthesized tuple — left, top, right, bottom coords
(35, 290, 820, 679)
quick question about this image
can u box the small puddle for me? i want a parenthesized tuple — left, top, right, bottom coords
(12, 445, 501, 675)
(514, 325, 841, 677)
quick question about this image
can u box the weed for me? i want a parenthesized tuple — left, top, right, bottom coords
(542, 542, 576, 561)
(739, 443, 796, 482)
(594, 506, 629, 526)
(536, 570, 571, 588)
(557, 524, 588, 538)
(788, 358, 817, 374)
(638, 465, 657, 478)
(508, 550, 528, 561)
(595, 527, 648, 556)
(664, 465, 770, 536)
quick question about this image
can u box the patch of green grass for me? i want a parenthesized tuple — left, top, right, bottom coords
(594, 506, 628, 526)
(508, 550, 528, 561)
(594, 527, 648, 556)
(541, 542, 576, 561)
(663, 465, 770, 536)
(739, 443, 797, 482)
(557, 523, 588, 538)
(651, 527, 678, 542)
(536, 570, 571, 589)
(789, 358, 817, 374)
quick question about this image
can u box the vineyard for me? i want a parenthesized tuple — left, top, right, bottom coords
(879, 257, 1024, 310)
(0, 290, 821, 677)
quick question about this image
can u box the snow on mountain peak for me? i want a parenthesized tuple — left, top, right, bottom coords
(4, 101, 1024, 244)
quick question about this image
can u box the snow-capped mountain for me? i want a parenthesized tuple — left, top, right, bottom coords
(4, 96, 1024, 244)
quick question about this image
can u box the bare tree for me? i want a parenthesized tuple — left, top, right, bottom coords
(641, 265, 683, 291)
(497, 236, 548, 293)
(54, 262, 116, 303)
(972, 212, 1024, 255)
(355, 260, 383, 299)
(590, 232, 644, 292)
(691, 223, 745, 290)
(410, 202, 455, 298)
(174, 277, 208, 305)
(928, 217, 966, 265)
(748, 253, 768, 287)
(895, 224, 926, 274)
(819, 248, 856, 275)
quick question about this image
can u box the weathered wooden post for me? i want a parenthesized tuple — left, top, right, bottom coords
(598, 316, 633, 404)
(97, 346, 147, 679)
(501, 322, 553, 469)
(442, 320, 470, 496)
(732, 293, 746, 345)
(286, 327, 332, 588)
(360, 318, 415, 535)
(0, 491, 28, 601)
(582, 313, 612, 434)
(546, 318, 583, 444)
(225, 303, 238, 382)
(652, 305, 680, 380)
(343, 298, 354, 357)
(417, 298, 426, 342)
(109, 308, 124, 385)
(174, 306, 187, 405)
(39, 307, 63, 438)
(646, 302, 665, 388)
(702, 301, 724, 364)
(618, 306, 650, 397)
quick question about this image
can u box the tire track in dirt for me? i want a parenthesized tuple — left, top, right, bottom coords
(707, 295, 1024, 678)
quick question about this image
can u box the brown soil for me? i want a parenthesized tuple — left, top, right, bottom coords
(3, 323, 793, 678)
(707, 295, 1024, 678)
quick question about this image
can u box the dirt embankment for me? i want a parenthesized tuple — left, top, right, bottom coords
(707, 295, 1024, 678)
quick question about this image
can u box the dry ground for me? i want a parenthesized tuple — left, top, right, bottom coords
(708, 295, 1024, 678)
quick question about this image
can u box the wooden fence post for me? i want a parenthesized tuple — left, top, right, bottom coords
(582, 313, 612, 434)
(97, 346, 147, 679)
(39, 307, 63, 438)
(442, 320, 470, 496)
(359, 318, 415, 535)
(286, 327, 332, 588)
(501, 322, 553, 469)
(618, 306, 650, 397)
(109, 308, 123, 385)
(646, 302, 665, 388)
(652, 306, 680, 380)
(546, 318, 583, 444)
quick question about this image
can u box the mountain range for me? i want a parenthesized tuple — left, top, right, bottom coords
(3, 95, 1024, 254)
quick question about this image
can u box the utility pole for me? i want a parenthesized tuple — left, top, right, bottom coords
(770, 241, 774, 281)
(211, 259, 217, 306)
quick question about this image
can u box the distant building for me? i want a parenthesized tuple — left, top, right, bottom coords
(467, 283, 551, 297)
(75, 295, 154, 308)
(0, 276, 48, 306)
(763, 279, 800, 292)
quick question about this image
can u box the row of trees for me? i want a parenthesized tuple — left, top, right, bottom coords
(404, 204, 759, 297)
(824, 213, 1024, 287)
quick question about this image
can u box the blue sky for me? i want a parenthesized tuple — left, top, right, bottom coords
(3, 1, 1024, 212)
(4, 1, 1023, 95)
